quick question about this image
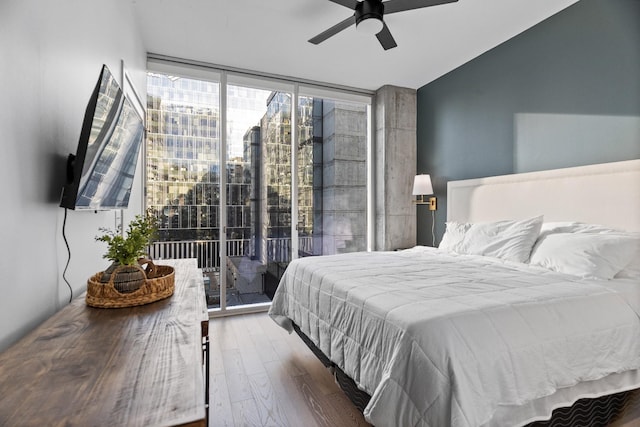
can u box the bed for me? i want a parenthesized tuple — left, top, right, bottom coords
(269, 159, 640, 427)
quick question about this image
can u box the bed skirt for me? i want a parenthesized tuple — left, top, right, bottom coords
(292, 322, 638, 426)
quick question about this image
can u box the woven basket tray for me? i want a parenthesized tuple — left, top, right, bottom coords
(86, 262, 175, 308)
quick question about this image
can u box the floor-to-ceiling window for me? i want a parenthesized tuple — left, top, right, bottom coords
(145, 58, 372, 314)
(225, 79, 293, 306)
(296, 94, 369, 258)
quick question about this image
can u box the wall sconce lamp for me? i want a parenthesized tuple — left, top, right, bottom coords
(412, 174, 437, 211)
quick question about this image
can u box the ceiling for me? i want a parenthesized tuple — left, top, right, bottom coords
(131, 0, 580, 92)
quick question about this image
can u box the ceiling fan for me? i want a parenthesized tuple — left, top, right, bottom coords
(309, 0, 458, 50)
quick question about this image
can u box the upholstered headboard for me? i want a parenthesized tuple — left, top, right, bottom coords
(447, 159, 640, 232)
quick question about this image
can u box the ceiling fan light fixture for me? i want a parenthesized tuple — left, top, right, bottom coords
(355, 0, 385, 35)
(356, 16, 384, 35)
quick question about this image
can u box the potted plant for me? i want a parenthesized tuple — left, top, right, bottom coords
(96, 212, 158, 293)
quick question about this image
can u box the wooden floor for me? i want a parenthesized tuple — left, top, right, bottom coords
(208, 313, 640, 427)
(208, 312, 372, 427)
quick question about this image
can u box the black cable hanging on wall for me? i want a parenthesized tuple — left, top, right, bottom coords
(62, 208, 73, 303)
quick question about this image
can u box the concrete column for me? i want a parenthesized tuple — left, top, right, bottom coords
(375, 85, 417, 251)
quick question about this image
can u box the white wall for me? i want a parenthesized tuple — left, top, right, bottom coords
(0, 0, 147, 351)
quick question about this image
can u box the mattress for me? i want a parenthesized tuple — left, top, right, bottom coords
(269, 246, 640, 427)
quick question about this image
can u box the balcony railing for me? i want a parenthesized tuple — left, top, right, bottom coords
(148, 237, 313, 272)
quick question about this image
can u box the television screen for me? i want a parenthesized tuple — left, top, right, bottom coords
(60, 64, 144, 210)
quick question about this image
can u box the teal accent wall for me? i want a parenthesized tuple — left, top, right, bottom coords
(416, 0, 640, 246)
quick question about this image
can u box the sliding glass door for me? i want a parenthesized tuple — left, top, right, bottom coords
(296, 93, 369, 257)
(224, 81, 293, 306)
(145, 59, 371, 314)
(146, 70, 224, 308)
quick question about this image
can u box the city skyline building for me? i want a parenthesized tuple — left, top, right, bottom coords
(145, 71, 368, 306)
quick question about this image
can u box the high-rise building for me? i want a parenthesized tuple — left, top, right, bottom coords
(146, 72, 368, 304)
(146, 73, 224, 242)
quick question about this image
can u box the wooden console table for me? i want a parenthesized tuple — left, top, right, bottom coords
(0, 258, 208, 427)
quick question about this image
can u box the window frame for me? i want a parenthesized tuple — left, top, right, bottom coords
(146, 55, 375, 316)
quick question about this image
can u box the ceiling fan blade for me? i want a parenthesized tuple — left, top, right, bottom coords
(309, 15, 356, 45)
(384, 0, 458, 15)
(328, 0, 360, 10)
(376, 22, 397, 50)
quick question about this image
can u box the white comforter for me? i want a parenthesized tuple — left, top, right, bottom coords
(268, 247, 640, 427)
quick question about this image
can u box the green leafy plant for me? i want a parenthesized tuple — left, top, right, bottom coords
(96, 212, 158, 266)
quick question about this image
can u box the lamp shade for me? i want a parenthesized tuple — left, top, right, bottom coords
(412, 174, 433, 196)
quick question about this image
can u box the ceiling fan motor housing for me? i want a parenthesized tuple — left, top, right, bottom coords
(356, 0, 384, 30)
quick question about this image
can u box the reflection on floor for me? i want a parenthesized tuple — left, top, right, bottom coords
(204, 257, 271, 308)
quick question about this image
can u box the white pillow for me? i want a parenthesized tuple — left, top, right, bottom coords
(539, 221, 623, 236)
(439, 221, 472, 251)
(615, 238, 640, 279)
(529, 233, 637, 280)
(439, 216, 543, 263)
(537, 222, 640, 279)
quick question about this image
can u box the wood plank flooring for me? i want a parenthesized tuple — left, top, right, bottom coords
(208, 312, 371, 427)
(209, 314, 640, 427)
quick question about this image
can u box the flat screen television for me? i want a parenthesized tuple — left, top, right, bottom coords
(60, 64, 144, 210)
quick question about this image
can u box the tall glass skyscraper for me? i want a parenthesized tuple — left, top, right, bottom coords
(146, 71, 368, 307)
